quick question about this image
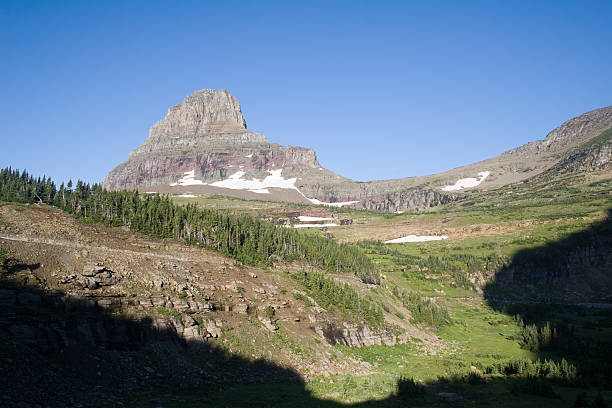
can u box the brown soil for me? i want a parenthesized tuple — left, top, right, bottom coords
(0, 203, 371, 379)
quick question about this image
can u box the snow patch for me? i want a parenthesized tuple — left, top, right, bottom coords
(172, 170, 205, 186)
(170, 169, 359, 207)
(292, 223, 339, 229)
(385, 235, 448, 244)
(245, 154, 253, 158)
(177, 194, 196, 198)
(297, 216, 334, 222)
(210, 169, 297, 190)
(307, 198, 360, 207)
(441, 171, 490, 191)
(145, 192, 157, 194)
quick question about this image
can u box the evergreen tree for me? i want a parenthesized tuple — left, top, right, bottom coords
(0, 167, 380, 284)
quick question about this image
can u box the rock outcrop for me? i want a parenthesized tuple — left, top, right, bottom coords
(315, 321, 399, 348)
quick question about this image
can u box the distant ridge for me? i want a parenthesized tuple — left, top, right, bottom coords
(104, 90, 612, 212)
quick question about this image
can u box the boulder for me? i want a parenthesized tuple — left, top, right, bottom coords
(80, 277, 99, 290)
(82, 265, 106, 277)
(205, 320, 221, 338)
(233, 303, 248, 314)
(183, 315, 197, 327)
(258, 316, 278, 332)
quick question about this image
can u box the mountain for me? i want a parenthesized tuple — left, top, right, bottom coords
(104, 90, 612, 211)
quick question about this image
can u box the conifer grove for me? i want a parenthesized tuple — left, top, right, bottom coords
(0, 167, 380, 284)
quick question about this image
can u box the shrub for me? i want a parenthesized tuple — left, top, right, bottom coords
(396, 376, 425, 399)
(264, 305, 275, 321)
(397, 289, 451, 327)
(292, 270, 384, 327)
(292, 292, 313, 307)
(156, 306, 181, 321)
(511, 376, 558, 399)
(465, 371, 486, 385)
(0, 247, 5, 271)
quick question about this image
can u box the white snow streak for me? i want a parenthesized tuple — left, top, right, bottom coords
(170, 169, 359, 207)
(297, 216, 334, 222)
(292, 223, 339, 229)
(441, 171, 490, 191)
(171, 170, 205, 186)
(210, 169, 297, 190)
(307, 198, 360, 207)
(385, 235, 448, 243)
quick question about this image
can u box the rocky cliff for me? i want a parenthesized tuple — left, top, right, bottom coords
(104, 90, 612, 212)
(103, 90, 331, 194)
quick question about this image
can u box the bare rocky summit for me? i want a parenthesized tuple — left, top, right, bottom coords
(104, 90, 612, 212)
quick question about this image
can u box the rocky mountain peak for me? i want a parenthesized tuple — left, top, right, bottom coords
(541, 105, 612, 152)
(149, 89, 247, 139)
(104, 89, 611, 212)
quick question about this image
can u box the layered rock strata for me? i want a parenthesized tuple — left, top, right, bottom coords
(104, 90, 612, 212)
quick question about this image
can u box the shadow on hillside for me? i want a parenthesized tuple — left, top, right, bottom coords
(0, 269, 306, 407)
(482, 207, 612, 388)
(485, 207, 612, 304)
(4, 261, 584, 408)
(3, 207, 611, 407)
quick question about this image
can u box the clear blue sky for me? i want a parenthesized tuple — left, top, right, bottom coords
(1, 0, 611, 184)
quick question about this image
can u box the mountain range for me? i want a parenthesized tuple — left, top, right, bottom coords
(103, 89, 612, 211)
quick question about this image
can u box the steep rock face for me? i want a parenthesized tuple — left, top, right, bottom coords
(151, 88, 247, 137)
(104, 89, 327, 192)
(104, 90, 612, 212)
(525, 106, 612, 155)
(359, 187, 457, 213)
(551, 127, 612, 174)
(492, 106, 610, 174)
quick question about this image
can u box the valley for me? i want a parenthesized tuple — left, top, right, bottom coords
(1, 154, 610, 406)
(1, 90, 611, 407)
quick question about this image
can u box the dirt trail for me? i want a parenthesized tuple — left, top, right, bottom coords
(0, 233, 199, 263)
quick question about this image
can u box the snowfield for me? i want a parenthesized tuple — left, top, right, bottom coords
(297, 216, 334, 222)
(441, 171, 490, 191)
(307, 197, 360, 207)
(171, 170, 205, 186)
(170, 169, 360, 207)
(385, 235, 448, 243)
(210, 169, 296, 191)
(292, 223, 339, 229)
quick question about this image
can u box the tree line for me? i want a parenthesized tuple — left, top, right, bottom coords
(0, 167, 380, 283)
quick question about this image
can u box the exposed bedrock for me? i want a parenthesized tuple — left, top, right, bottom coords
(104, 89, 612, 212)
